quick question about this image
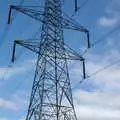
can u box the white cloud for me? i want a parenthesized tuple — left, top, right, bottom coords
(12, 90, 29, 109)
(1, 53, 120, 119)
(67, 31, 120, 119)
(1, 40, 120, 120)
(97, 0, 120, 27)
(0, 90, 29, 112)
(0, 98, 17, 110)
(68, 43, 120, 119)
(86, 56, 120, 92)
(0, 66, 26, 80)
(73, 89, 120, 120)
(74, 90, 120, 109)
(0, 59, 35, 80)
(76, 105, 120, 120)
(98, 17, 118, 27)
(70, 46, 120, 92)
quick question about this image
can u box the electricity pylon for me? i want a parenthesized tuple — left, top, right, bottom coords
(8, 0, 90, 120)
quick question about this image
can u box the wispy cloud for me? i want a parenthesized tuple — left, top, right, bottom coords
(69, 42, 120, 119)
(74, 90, 120, 109)
(0, 90, 29, 120)
(71, 48, 120, 92)
(0, 90, 28, 116)
(98, 16, 118, 27)
(73, 89, 120, 120)
(76, 105, 120, 120)
(0, 98, 17, 110)
(0, 59, 35, 81)
(97, 0, 120, 27)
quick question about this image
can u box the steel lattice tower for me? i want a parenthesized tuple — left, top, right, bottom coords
(8, 0, 90, 120)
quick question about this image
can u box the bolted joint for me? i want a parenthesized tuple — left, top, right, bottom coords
(14, 40, 20, 44)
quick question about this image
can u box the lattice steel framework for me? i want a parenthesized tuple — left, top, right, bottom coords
(8, 0, 90, 120)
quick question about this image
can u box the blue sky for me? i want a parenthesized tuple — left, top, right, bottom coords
(0, 0, 120, 120)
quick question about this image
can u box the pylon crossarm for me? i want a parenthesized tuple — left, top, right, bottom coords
(61, 13, 90, 48)
(39, 40, 84, 61)
(8, 5, 88, 33)
(45, 47, 84, 61)
(62, 13, 88, 32)
(11, 40, 77, 77)
(63, 21, 90, 48)
(8, 5, 44, 24)
(16, 40, 41, 52)
(12, 39, 84, 61)
(8, 5, 90, 49)
(11, 40, 43, 63)
(63, 43, 84, 61)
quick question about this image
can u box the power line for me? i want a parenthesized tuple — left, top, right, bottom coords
(88, 58, 120, 78)
(72, 56, 120, 89)
(91, 26, 120, 48)
(81, 23, 120, 57)
(74, 26, 120, 87)
(78, 0, 114, 56)
(15, 27, 41, 60)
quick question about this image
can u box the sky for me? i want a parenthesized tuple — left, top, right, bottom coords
(0, 0, 120, 120)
